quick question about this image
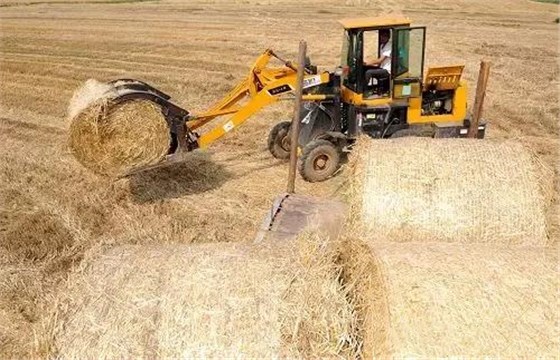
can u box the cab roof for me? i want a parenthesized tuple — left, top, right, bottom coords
(338, 16, 411, 30)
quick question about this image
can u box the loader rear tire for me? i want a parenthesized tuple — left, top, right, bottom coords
(268, 121, 292, 160)
(298, 139, 341, 183)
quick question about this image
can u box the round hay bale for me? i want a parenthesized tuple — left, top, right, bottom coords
(68, 99, 170, 177)
(348, 137, 550, 246)
(346, 241, 559, 358)
(54, 238, 358, 358)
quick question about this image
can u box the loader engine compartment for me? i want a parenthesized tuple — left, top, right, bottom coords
(421, 89, 454, 115)
(358, 106, 408, 138)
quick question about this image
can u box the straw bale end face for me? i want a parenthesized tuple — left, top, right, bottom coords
(68, 97, 171, 177)
(341, 240, 560, 358)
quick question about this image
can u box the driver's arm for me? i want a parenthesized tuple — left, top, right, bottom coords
(365, 55, 388, 67)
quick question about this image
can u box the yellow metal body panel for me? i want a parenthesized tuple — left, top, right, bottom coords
(408, 80, 468, 124)
(393, 82, 421, 99)
(302, 94, 329, 101)
(340, 85, 392, 106)
(338, 16, 411, 29)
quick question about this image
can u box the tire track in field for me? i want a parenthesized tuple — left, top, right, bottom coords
(0, 52, 241, 75)
(0, 117, 66, 146)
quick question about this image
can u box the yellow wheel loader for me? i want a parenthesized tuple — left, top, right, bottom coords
(101, 16, 486, 182)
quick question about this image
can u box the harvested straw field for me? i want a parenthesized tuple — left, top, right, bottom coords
(350, 137, 552, 245)
(345, 241, 559, 358)
(0, 0, 558, 357)
(56, 237, 357, 358)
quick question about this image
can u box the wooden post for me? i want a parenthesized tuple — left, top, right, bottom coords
(468, 61, 490, 138)
(286, 40, 307, 194)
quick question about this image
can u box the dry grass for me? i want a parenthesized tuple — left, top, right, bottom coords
(0, 0, 558, 357)
(348, 137, 552, 246)
(53, 234, 358, 358)
(344, 241, 559, 358)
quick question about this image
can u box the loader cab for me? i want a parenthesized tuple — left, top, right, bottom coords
(338, 16, 426, 102)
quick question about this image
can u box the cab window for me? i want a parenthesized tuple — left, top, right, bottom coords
(394, 27, 426, 79)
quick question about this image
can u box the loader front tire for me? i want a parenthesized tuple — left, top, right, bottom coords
(268, 121, 291, 160)
(298, 139, 341, 183)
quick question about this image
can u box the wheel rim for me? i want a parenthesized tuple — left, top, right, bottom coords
(280, 133, 290, 151)
(313, 154, 330, 172)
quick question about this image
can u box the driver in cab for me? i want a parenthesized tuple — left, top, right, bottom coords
(365, 29, 391, 92)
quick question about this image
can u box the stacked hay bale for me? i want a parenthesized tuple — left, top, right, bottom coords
(54, 237, 358, 358)
(348, 137, 551, 245)
(342, 137, 557, 357)
(344, 241, 558, 358)
(68, 80, 170, 177)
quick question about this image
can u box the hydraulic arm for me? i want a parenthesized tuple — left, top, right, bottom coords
(109, 49, 331, 154)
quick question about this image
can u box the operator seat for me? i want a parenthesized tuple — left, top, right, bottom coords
(365, 68, 390, 97)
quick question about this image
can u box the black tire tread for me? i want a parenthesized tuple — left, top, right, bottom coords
(298, 139, 341, 183)
(267, 121, 291, 160)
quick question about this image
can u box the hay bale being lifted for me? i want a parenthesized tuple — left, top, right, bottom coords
(68, 80, 170, 177)
(347, 241, 559, 358)
(54, 238, 357, 358)
(349, 137, 551, 246)
(67, 79, 116, 119)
